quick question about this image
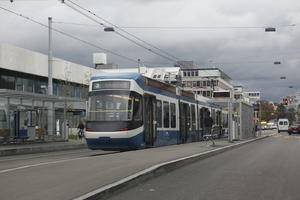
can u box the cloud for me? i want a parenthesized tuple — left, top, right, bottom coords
(0, 0, 299, 101)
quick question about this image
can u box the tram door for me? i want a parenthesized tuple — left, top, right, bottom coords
(179, 102, 189, 143)
(144, 94, 156, 146)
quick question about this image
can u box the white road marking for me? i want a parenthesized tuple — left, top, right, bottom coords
(0, 149, 92, 163)
(0, 157, 89, 174)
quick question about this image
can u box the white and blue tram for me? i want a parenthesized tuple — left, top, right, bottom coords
(85, 72, 227, 150)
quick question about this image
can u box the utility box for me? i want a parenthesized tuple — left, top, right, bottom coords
(93, 53, 107, 66)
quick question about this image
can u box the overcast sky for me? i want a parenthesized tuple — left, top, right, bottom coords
(0, 0, 300, 101)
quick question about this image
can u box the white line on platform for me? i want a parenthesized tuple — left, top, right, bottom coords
(0, 149, 92, 163)
(73, 135, 271, 200)
(0, 156, 89, 174)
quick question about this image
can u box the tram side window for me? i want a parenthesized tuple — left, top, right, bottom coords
(156, 100, 162, 128)
(163, 101, 170, 128)
(133, 97, 142, 122)
(170, 103, 176, 128)
(191, 105, 196, 130)
(187, 105, 191, 129)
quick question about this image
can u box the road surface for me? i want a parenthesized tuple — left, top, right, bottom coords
(109, 132, 300, 200)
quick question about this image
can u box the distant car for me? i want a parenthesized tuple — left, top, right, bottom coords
(288, 123, 300, 135)
(278, 118, 289, 133)
(267, 122, 277, 130)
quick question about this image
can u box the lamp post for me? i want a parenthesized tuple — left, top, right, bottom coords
(265, 27, 276, 32)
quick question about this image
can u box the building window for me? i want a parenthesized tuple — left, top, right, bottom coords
(191, 71, 194, 76)
(34, 80, 47, 94)
(207, 80, 211, 86)
(195, 71, 198, 76)
(170, 103, 176, 128)
(203, 81, 206, 87)
(24, 79, 34, 93)
(193, 81, 197, 87)
(153, 75, 157, 78)
(207, 91, 211, 97)
(197, 81, 200, 87)
(2, 75, 16, 90)
(163, 101, 170, 128)
(187, 71, 191, 77)
(183, 72, 187, 77)
(75, 86, 81, 98)
(156, 100, 162, 128)
(16, 77, 24, 91)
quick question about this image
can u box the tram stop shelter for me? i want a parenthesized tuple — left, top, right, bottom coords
(0, 89, 86, 144)
(210, 98, 256, 141)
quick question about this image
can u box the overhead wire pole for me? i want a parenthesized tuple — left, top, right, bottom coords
(48, 17, 53, 96)
(47, 16, 54, 140)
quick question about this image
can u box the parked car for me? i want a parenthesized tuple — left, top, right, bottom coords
(278, 118, 289, 133)
(288, 123, 300, 135)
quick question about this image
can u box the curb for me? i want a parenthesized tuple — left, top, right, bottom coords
(74, 134, 273, 200)
(0, 143, 87, 157)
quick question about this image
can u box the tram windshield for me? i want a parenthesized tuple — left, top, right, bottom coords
(88, 90, 142, 122)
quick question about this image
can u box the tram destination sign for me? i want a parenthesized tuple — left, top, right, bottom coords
(92, 81, 130, 90)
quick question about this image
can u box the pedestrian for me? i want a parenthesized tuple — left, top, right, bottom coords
(205, 113, 214, 135)
(77, 121, 85, 140)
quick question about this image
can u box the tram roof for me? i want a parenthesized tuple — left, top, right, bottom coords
(91, 72, 141, 81)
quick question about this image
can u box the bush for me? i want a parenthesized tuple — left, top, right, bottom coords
(68, 134, 78, 140)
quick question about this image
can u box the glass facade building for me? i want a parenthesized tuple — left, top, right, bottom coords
(0, 68, 88, 99)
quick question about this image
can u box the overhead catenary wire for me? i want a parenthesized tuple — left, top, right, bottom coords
(51, 21, 297, 30)
(61, 0, 216, 81)
(115, 24, 297, 30)
(0, 6, 139, 64)
(62, 0, 180, 62)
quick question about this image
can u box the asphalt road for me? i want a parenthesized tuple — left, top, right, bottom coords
(109, 132, 300, 200)
(0, 137, 232, 200)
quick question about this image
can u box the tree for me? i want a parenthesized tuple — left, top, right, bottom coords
(276, 104, 287, 119)
(286, 108, 296, 123)
(260, 100, 276, 122)
(276, 104, 296, 123)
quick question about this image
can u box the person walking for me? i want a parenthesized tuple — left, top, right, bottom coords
(205, 113, 214, 135)
(77, 121, 85, 140)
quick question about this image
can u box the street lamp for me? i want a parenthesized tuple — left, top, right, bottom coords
(265, 27, 276, 32)
(104, 27, 115, 32)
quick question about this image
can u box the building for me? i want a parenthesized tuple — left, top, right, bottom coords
(180, 68, 233, 98)
(0, 42, 101, 140)
(244, 91, 261, 104)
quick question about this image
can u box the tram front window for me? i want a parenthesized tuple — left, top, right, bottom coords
(88, 91, 142, 122)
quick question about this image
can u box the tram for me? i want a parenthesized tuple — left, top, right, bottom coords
(85, 72, 228, 150)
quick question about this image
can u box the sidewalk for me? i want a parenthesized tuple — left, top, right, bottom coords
(0, 139, 87, 156)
